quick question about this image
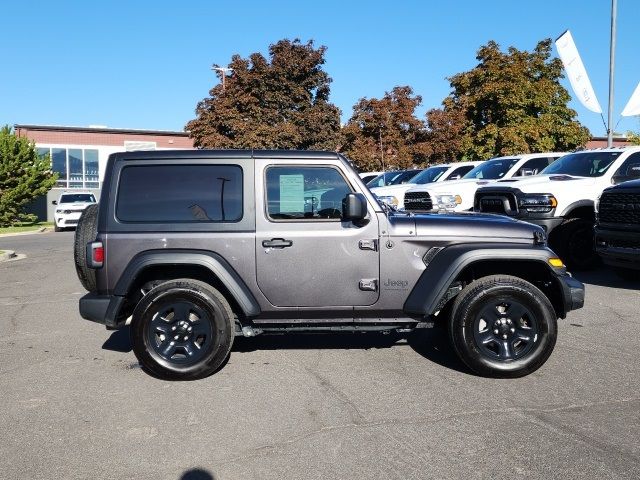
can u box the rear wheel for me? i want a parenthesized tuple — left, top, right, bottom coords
(449, 275, 557, 378)
(131, 279, 235, 380)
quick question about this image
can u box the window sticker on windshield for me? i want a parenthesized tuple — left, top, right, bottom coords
(279, 174, 305, 212)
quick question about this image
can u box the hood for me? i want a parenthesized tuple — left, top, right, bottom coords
(388, 212, 542, 242)
(493, 174, 601, 193)
(408, 177, 486, 193)
(371, 184, 415, 196)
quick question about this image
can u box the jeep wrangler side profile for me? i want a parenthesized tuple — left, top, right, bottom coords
(76, 150, 584, 380)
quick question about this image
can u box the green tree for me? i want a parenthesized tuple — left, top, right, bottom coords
(628, 128, 640, 145)
(186, 39, 341, 150)
(0, 125, 57, 226)
(341, 86, 429, 171)
(428, 39, 591, 160)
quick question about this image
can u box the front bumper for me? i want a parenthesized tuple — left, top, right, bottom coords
(79, 293, 126, 328)
(556, 272, 585, 314)
(595, 226, 640, 270)
(55, 213, 83, 227)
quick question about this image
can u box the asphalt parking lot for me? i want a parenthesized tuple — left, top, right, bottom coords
(1, 231, 639, 480)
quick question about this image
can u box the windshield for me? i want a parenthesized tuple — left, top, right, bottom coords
(59, 194, 96, 203)
(541, 151, 621, 177)
(367, 170, 420, 188)
(409, 166, 449, 185)
(463, 158, 519, 180)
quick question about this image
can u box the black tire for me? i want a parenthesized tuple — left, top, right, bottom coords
(449, 275, 557, 378)
(73, 204, 99, 292)
(553, 218, 599, 271)
(131, 279, 235, 380)
(613, 266, 639, 281)
(54, 223, 62, 232)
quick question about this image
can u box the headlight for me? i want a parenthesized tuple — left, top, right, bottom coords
(518, 194, 557, 213)
(434, 194, 462, 211)
(56, 209, 63, 213)
(377, 195, 399, 208)
(594, 193, 601, 214)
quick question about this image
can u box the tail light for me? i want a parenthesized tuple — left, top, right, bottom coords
(86, 241, 104, 268)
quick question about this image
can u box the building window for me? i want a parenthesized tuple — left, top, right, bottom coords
(52, 148, 67, 187)
(36, 147, 101, 189)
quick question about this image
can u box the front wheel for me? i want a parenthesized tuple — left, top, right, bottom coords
(131, 279, 235, 380)
(449, 275, 557, 378)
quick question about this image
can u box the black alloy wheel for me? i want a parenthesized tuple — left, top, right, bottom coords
(131, 279, 234, 380)
(472, 300, 539, 361)
(449, 275, 557, 378)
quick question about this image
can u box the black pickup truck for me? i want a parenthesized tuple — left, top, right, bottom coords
(595, 179, 640, 279)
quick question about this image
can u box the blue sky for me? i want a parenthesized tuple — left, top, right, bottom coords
(2, 0, 638, 137)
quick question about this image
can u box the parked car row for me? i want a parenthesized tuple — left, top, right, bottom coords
(472, 147, 640, 271)
(361, 147, 640, 275)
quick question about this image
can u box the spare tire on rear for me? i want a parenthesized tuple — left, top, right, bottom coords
(74, 204, 99, 292)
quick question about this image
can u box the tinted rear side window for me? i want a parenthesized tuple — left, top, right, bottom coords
(116, 164, 243, 223)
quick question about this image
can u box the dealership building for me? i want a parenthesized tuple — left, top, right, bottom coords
(15, 124, 194, 221)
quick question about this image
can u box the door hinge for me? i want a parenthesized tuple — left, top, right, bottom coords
(359, 279, 378, 291)
(359, 239, 378, 251)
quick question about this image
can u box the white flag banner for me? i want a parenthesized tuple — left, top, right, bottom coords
(621, 82, 640, 117)
(555, 30, 603, 114)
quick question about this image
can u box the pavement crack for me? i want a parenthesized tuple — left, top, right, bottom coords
(214, 397, 640, 468)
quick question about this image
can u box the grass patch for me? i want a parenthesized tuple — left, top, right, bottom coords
(0, 222, 54, 234)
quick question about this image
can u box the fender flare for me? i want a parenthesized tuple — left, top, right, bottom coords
(403, 243, 562, 316)
(559, 199, 595, 218)
(114, 249, 261, 317)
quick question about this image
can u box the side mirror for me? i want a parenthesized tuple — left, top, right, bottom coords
(52, 200, 58, 205)
(342, 193, 367, 222)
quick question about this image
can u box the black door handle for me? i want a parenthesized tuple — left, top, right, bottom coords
(262, 238, 293, 248)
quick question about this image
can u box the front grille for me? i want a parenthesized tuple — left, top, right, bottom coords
(599, 192, 640, 225)
(608, 237, 640, 249)
(475, 192, 517, 215)
(404, 191, 433, 211)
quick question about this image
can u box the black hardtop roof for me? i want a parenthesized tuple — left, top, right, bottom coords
(112, 149, 343, 161)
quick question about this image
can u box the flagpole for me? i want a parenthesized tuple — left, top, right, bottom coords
(607, 0, 617, 147)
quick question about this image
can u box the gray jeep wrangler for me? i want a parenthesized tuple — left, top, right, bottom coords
(75, 150, 584, 380)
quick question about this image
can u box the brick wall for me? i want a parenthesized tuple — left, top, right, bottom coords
(15, 126, 194, 149)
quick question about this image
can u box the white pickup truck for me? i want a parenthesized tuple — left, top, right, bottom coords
(473, 146, 640, 269)
(403, 153, 565, 213)
(371, 161, 482, 209)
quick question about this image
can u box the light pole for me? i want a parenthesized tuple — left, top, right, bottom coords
(212, 66, 233, 92)
(607, 0, 617, 147)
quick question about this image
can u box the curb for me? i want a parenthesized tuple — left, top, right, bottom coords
(0, 250, 16, 262)
(0, 227, 53, 238)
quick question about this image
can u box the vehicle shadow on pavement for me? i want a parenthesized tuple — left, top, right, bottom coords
(232, 327, 472, 375)
(180, 468, 215, 480)
(102, 324, 471, 375)
(102, 326, 132, 353)
(406, 327, 472, 375)
(573, 266, 640, 290)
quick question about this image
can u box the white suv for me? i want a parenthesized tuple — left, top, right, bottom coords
(52, 192, 97, 232)
(474, 147, 640, 269)
(403, 153, 565, 213)
(371, 161, 482, 209)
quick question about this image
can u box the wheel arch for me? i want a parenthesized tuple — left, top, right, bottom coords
(115, 249, 261, 319)
(559, 200, 595, 220)
(403, 244, 567, 319)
